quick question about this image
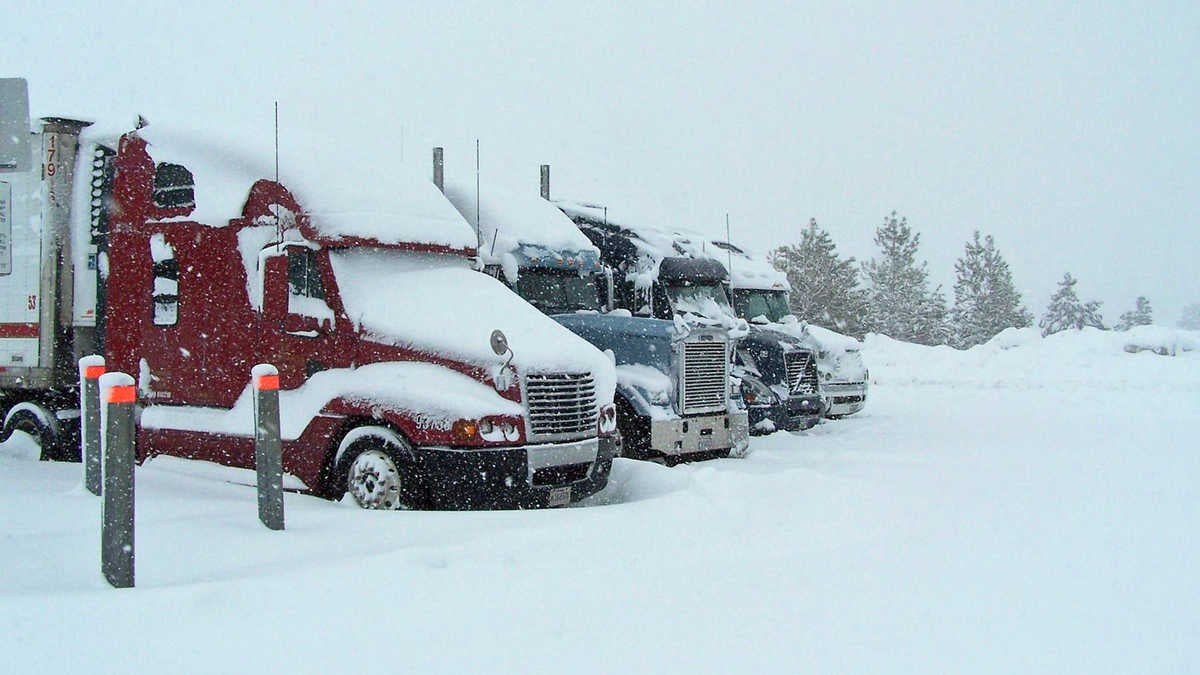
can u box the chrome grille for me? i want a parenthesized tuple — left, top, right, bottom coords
(681, 340, 728, 414)
(785, 350, 820, 394)
(525, 372, 597, 439)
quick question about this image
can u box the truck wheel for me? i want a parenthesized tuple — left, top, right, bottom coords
(337, 431, 423, 510)
(2, 403, 62, 461)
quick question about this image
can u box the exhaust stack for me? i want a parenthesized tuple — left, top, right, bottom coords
(540, 164, 550, 200)
(432, 147, 444, 192)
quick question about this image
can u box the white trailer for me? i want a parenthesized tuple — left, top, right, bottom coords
(0, 78, 99, 458)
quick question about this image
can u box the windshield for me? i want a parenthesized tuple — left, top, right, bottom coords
(732, 289, 790, 323)
(665, 282, 734, 321)
(513, 269, 601, 314)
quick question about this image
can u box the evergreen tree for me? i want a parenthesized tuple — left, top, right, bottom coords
(1114, 296, 1153, 331)
(1179, 303, 1200, 330)
(860, 211, 949, 345)
(1039, 273, 1106, 336)
(949, 231, 1032, 348)
(770, 218, 868, 336)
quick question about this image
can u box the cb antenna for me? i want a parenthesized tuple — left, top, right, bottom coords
(725, 212, 732, 279)
(274, 101, 282, 247)
(475, 138, 482, 250)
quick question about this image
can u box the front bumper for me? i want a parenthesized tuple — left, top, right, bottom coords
(744, 393, 820, 429)
(823, 381, 868, 417)
(649, 411, 749, 457)
(748, 393, 824, 433)
(415, 435, 617, 509)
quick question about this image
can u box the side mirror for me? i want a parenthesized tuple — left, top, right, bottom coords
(490, 329, 509, 356)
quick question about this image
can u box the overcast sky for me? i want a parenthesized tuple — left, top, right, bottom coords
(9, 1, 1198, 323)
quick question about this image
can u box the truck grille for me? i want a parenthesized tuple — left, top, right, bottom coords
(785, 351, 820, 394)
(681, 340, 728, 414)
(525, 372, 597, 439)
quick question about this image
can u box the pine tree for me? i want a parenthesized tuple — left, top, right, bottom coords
(769, 218, 868, 336)
(1039, 273, 1106, 336)
(860, 211, 949, 345)
(949, 231, 1033, 348)
(1179, 303, 1200, 330)
(1114, 296, 1153, 331)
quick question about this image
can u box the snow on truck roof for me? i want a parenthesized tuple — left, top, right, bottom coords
(74, 121, 476, 251)
(554, 200, 786, 291)
(442, 179, 597, 257)
(555, 200, 726, 264)
(708, 240, 790, 292)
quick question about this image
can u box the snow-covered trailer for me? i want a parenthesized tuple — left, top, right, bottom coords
(0, 80, 617, 509)
(0, 80, 96, 459)
(440, 173, 748, 463)
(714, 239, 869, 418)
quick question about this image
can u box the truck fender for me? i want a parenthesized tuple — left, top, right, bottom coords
(331, 424, 415, 472)
(2, 401, 62, 459)
(614, 382, 658, 418)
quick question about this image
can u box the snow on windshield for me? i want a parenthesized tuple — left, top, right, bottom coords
(667, 283, 740, 326)
(328, 248, 615, 400)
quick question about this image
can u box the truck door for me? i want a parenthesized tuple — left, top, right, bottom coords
(258, 244, 350, 391)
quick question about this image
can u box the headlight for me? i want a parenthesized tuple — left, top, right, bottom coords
(740, 376, 776, 407)
(451, 419, 479, 443)
(457, 417, 519, 443)
(501, 420, 519, 441)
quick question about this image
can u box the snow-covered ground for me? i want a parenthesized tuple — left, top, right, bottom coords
(2, 328, 1197, 673)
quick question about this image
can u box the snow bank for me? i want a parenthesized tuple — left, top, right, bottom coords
(864, 326, 1200, 389)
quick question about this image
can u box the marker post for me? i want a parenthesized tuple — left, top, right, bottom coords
(253, 364, 284, 531)
(98, 372, 136, 589)
(78, 355, 105, 496)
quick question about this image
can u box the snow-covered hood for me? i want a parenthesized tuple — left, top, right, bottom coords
(329, 249, 616, 403)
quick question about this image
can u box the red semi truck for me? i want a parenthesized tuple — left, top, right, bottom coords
(0, 79, 618, 509)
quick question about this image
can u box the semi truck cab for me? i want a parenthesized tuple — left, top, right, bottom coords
(0, 80, 618, 509)
(716, 239, 869, 419)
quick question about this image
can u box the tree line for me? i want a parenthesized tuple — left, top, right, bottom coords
(769, 212, 1193, 348)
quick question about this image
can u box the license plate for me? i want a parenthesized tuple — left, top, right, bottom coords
(548, 486, 572, 507)
(698, 430, 714, 451)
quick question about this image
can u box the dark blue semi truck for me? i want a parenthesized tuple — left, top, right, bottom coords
(554, 200, 825, 434)
(440, 170, 749, 463)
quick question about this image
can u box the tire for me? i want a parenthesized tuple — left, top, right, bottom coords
(2, 403, 62, 462)
(336, 430, 424, 510)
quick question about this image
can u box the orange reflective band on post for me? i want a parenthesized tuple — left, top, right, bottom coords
(256, 375, 280, 391)
(85, 365, 106, 379)
(107, 385, 137, 404)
